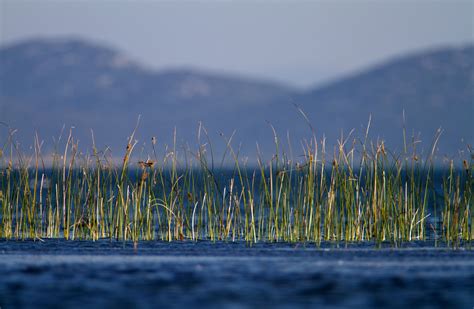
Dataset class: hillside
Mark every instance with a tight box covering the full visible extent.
[0,38,472,160]
[294,45,474,154]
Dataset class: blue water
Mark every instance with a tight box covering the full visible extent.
[0,240,473,308]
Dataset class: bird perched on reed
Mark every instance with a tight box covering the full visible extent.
[138,159,155,169]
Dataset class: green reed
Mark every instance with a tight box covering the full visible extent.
[0,124,472,246]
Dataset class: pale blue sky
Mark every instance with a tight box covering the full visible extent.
[1,0,473,87]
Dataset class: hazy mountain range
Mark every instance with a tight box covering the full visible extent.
[0,38,472,162]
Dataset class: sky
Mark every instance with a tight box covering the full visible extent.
[1,0,473,88]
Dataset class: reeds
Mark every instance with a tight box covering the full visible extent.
[0,123,472,246]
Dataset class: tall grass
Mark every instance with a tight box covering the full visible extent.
[0,123,472,246]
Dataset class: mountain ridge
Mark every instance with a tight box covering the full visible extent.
[0,38,472,160]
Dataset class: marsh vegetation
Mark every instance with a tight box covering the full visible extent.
[0,119,472,247]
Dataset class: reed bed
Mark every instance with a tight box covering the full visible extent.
[0,123,472,247]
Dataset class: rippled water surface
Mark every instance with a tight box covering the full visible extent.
[0,240,473,308]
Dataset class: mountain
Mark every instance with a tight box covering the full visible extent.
[294,45,474,155]
[0,38,472,162]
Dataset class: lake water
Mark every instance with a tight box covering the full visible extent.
[0,240,473,308]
